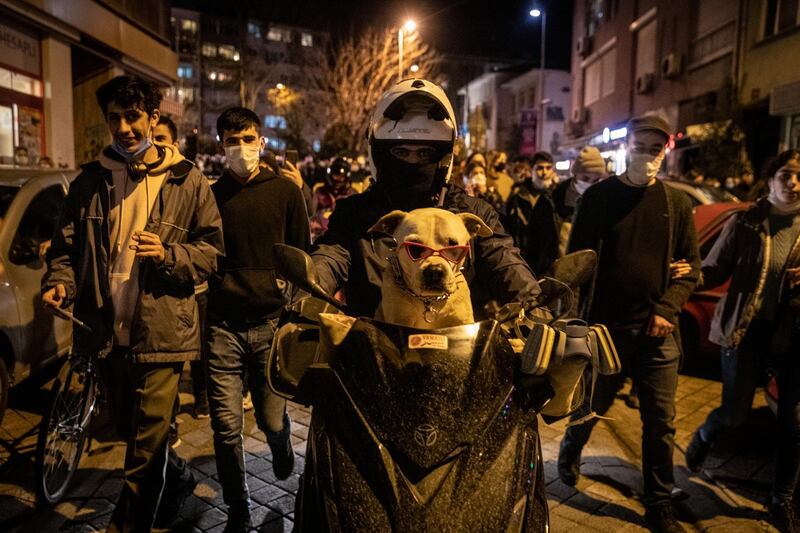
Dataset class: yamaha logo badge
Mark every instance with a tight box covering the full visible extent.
[414,423,438,447]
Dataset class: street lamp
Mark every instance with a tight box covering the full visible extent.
[530,7,547,153]
[398,19,417,81]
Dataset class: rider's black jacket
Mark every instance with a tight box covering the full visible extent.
[310,183,542,319]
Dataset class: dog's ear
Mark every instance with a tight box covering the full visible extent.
[459,213,493,238]
[369,210,407,236]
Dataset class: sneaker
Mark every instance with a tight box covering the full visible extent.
[224,502,252,533]
[767,499,798,533]
[644,504,687,533]
[154,468,198,528]
[242,392,253,411]
[685,430,710,473]
[267,412,295,480]
[557,441,581,486]
[194,391,210,419]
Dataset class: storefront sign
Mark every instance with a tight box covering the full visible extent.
[519,108,538,156]
[0,22,40,77]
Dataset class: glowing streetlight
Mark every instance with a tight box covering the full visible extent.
[410,64,419,73]
[398,19,417,81]
[530,7,547,152]
[276,83,285,90]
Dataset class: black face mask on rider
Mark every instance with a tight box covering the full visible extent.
[372,141,450,209]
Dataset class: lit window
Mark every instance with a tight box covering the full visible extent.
[202,43,217,57]
[264,115,287,129]
[177,63,193,79]
[312,139,321,152]
[247,22,262,39]
[218,45,239,61]
[181,19,197,33]
[267,27,292,43]
[301,32,313,47]
[268,138,287,150]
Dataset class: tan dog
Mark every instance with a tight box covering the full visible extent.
[368,208,492,329]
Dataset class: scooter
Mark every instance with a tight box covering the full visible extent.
[268,245,620,532]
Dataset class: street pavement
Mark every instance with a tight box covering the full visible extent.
[0,360,784,532]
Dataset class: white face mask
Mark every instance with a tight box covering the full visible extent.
[626,151,664,186]
[573,179,591,195]
[224,144,261,177]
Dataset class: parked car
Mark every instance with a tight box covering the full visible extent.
[679,201,750,363]
[0,167,77,424]
[663,179,740,207]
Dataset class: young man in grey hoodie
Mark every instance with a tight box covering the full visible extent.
[42,76,224,532]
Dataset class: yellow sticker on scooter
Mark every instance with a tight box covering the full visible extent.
[408,334,449,350]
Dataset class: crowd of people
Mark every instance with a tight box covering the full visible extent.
[38,74,800,533]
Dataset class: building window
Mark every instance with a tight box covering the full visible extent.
[264,115,287,129]
[0,67,43,97]
[301,32,313,47]
[177,87,195,103]
[218,45,239,61]
[181,19,197,34]
[635,20,657,81]
[177,63,193,79]
[764,0,800,38]
[247,22,262,39]
[202,43,217,57]
[267,26,292,43]
[208,70,233,82]
[583,45,616,106]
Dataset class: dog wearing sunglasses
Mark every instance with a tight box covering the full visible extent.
[368,208,493,329]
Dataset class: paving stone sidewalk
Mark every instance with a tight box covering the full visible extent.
[0,365,784,532]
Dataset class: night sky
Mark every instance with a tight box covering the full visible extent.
[172,0,573,68]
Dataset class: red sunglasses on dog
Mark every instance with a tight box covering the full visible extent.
[399,241,471,264]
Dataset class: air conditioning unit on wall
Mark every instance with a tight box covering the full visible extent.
[635,73,656,94]
[575,36,593,58]
[661,53,683,79]
[570,107,589,124]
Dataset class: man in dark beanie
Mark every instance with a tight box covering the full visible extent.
[557,114,700,533]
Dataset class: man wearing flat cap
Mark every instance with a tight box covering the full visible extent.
[556,114,701,533]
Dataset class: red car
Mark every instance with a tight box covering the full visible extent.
[679,201,779,412]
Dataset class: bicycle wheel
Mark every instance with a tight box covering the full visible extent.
[34,356,96,505]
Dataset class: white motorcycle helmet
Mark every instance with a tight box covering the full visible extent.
[367,79,458,200]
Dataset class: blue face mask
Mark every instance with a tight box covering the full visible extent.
[110,135,153,162]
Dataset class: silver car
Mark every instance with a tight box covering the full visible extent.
[0,167,77,423]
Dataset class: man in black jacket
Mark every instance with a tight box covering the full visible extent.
[42,76,224,532]
[207,107,310,532]
[556,115,700,533]
[311,79,541,319]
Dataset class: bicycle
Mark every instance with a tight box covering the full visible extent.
[34,310,101,506]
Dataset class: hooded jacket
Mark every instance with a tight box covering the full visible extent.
[310,183,541,319]
[42,145,224,362]
[700,198,800,349]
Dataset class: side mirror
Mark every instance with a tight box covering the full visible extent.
[547,249,597,290]
[272,244,347,312]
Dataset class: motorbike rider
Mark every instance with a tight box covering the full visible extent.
[309,78,542,319]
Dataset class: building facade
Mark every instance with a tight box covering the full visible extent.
[168,7,328,155]
[459,66,570,157]
[566,0,742,176]
[738,0,800,169]
[0,0,178,168]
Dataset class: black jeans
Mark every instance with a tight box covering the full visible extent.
[560,328,681,506]
[206,318,287,508]
[103,349,185,533]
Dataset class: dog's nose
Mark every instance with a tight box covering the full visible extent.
[422,265,447,288]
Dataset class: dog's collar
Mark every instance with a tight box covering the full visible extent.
[388,255,451,323]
